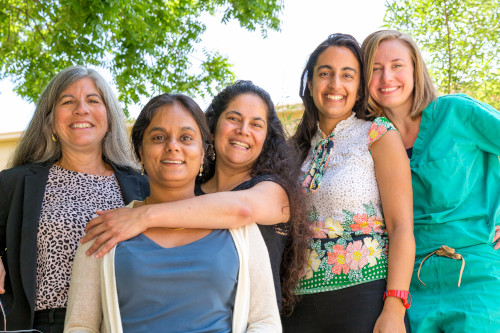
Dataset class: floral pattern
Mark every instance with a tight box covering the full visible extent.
[296,116,396,295]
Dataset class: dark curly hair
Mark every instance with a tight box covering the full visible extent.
[292,33,371,163]
[131,93,212,182]
[205,80,308,313]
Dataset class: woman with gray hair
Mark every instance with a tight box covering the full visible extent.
[0,66,149,332]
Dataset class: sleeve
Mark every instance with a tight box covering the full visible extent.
[246,223,282,333]
[64,242,103,333]
[367,117,399,149]
[465,96,500,155]
[0,171,8,253]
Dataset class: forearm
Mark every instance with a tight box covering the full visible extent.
[384,225,415,313]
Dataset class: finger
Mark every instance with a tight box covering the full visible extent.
[85,215,104,233]
[95,237,120,259]
[0,269,5,294]
[81,223,107,244]
[85,232,113,256]
[96,208,116,216]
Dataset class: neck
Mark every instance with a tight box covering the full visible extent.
[147,183,196,203]
[57,149,111,176]
[318,112,352,136]
[203,162,252,193]
[383,108,421,149]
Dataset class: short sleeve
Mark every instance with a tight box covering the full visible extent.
[367,117,398,148]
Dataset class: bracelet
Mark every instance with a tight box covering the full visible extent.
[383,289,411,309]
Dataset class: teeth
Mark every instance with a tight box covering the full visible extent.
[161,160,184,164]
[381,87,398,92]
[326,94,343,101]
[230,141,249,149]
[70,123,93,128]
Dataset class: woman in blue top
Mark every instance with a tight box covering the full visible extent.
[362,29,500,332]
[64,93,280,332]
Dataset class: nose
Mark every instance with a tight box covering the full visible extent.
[74,100,90,115]
[165,138,180,152]
[328,74,341,89]
[235,121,250,136]
[382,68,393,83]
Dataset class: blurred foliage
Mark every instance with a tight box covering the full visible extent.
[385,0,500,109]
[0,0,283,115]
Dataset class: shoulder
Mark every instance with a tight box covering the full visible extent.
[0,162,51,188]
[367,117,399,147]
[429,94,498,122]
[235,173,282,191]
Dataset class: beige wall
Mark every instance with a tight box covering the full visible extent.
[0,132,20,171]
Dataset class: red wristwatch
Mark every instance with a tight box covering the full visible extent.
[383,290,411,309]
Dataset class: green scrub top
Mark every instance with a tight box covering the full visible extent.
[410,94,500,258]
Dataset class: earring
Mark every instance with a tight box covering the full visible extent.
[198,164,203,176]
[208,144,216,161]
[141,164,145,176]
[51,133,58,142]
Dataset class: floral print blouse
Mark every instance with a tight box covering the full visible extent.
[296,113,397,295]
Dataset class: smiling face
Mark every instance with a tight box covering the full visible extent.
[213,93,268,174]
[369,39,415,115]
[53,77,108,155]
[308,46,361,135]
[140,103,204,190]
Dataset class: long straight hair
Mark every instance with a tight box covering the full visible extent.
[9,66,137,170]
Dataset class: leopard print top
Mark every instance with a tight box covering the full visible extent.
[35,165,125,311]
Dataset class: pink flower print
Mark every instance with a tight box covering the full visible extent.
[367,123,388,145]
[302,175,312,188]
[327,244,350,275]
[351,213,372,234]
[309,220,327,238]
[346,240,369,271]
[368,215,383,233]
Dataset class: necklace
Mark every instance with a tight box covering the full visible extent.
[143,196,185,230]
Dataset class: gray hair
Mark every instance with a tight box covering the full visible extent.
[9,66,137,169]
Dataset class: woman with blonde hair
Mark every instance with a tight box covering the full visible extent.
[362,29,500,332]
[0,66,148,331]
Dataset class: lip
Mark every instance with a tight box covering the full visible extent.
[229,140,250,150]
[324,94,345,102]
[379,86,400,94]
[69,122,94,129]
[160,159,185,165]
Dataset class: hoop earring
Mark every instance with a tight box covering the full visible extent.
[51,133,58,142]
[198,164,203,177]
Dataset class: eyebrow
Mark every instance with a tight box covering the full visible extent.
[374,58,407,65]
[147,126,198,134]
[317,64,357,73]
[57,93,103,101]
[226,110,266,123]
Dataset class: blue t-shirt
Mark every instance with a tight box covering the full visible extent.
[115,229,239,332]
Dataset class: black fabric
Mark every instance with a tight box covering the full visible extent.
[195,174,288,310]
[33,308,66,333]
[0,162,149,330]
[406,147,413,159]
[282,279,411,333]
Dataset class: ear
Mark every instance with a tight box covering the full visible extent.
[307,80,312,96]
[138,147,143,163]
[200,147,205,165]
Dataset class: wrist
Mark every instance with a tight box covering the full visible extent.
[383,289,411,309]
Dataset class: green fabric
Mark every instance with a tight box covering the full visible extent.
[408,94,500,332]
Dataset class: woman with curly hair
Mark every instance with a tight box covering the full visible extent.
[80,80,308,314]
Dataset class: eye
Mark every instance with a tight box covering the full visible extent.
[252,123,263,129]
[180,135,193,141]
[61,99,73,105]
[319,72,331,77]
[373,67,382,72]
[344,73,353,79]
[88,98,101,104]
[227,115,240,122]
[151,135,166,143]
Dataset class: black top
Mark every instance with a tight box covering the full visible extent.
[195,174,289,310]
[406,147,413,159]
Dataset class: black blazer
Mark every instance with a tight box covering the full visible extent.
[0,162,149,329]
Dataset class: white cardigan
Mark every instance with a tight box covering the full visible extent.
[64,223,281,332]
